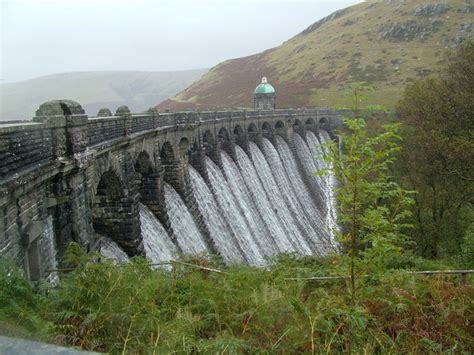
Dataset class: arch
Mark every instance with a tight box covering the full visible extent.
[275,120,285,129]
[261,121,272,137]
[93,169,143,256]
[179,137,190,152]
[135,150,155,181]
[160,141,175,164]
[305,118,316,126]
[217,127,230,144]
[95,170,124,200]
[319,117,329,126]
[203,130,214,145]
[293,119,301,128]
[247,123,257,133]
[233,125,244,136]
[305,118,317,132]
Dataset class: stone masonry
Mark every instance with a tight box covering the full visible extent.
[0,99,341,280]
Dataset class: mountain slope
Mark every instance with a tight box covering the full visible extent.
[0,69,207,120]
[157,0,473,111]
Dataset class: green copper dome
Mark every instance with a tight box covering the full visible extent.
[254,77,275,94]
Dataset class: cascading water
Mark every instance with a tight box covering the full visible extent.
[306,131,338,236]
[91,131,338,267]
[234,145,295,254]
[293,133,327,209]
[98,237,130,263]
[41,216,60,284]
[189,166,246,264]
[140,202,178,265]
[164,182,209,255]
[274,135,334,254]
[204,156,266,266]
[220,151,278,257]
[260,137,326,254]
[248,142,313,255]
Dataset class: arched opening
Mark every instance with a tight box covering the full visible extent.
[202,130,215,157]
[319,117,329,129]
[179,137,189,151]
[160,141,175,165]
[293,119,301,128]
[233,125,244,137]
[93,170,142,256]
[262,122,272,139]
[247,123,258,142]
[233,125,246,147]
[134,151,155,199]
[96,170,124,200]
[305,118,317,132]
[274,120,286,139]
[217,127,230,145]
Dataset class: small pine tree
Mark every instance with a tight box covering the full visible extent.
[319,83,414,305]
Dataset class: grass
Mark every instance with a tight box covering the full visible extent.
[1,249,472,353]
[160,0,473,111]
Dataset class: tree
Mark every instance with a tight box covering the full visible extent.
[396,41,474,259]
[320,87,414,304]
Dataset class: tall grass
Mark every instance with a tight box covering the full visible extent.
[0,250,472,353]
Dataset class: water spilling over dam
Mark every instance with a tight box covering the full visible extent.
[0,99,342,279]
[101,129,338,265]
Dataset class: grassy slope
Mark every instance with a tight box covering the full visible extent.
[157,0,473,111]
[0,69,207,120]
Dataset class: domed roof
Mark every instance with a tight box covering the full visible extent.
[254,77,275,94]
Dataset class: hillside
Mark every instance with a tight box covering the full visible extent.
[157,0,473,111]
[0,69,207,121]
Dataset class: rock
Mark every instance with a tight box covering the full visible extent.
[379,20,443,41]
[414,3,450,16]
[458,5,474,14]
[0,335,98,354]
[301,8,349,35]
[459,23,472,32]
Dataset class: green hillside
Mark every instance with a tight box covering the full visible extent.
[0,69,207,121]
[157,0,473,110]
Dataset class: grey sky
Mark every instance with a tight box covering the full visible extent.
[1,0,362,83]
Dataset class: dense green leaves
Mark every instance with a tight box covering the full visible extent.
[0,253,472,353]
[396,40,474,259]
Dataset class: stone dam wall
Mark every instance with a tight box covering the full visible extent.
[0,100,341,280]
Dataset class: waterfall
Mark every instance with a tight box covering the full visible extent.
[98,237,130,263]
[248,142,313,255]
[41,216,59,284]
[293,133,327,209]
[234,145,296,254]
[93,131,339,267]
[164,182,209,255]
[273,136,334,254]
[140,202,177,265]
[204,156,266,266]
[220,151,278,257]
[189,166,246,264]
[260,137,325,254]
[306,131,338,236]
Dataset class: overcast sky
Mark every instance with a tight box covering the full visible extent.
[1,0,362,83]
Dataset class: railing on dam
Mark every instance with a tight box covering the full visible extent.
[0,105,337,182]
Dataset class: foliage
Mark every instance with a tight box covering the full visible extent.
[320,82,415,306]
[0,252,472,353]
[396,40,474,259]
[0,259,51,339]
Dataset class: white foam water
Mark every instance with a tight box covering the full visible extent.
[140,202,178,266]
[189,166,246,264]
[204,156,266,266]
[164,182,209,255]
